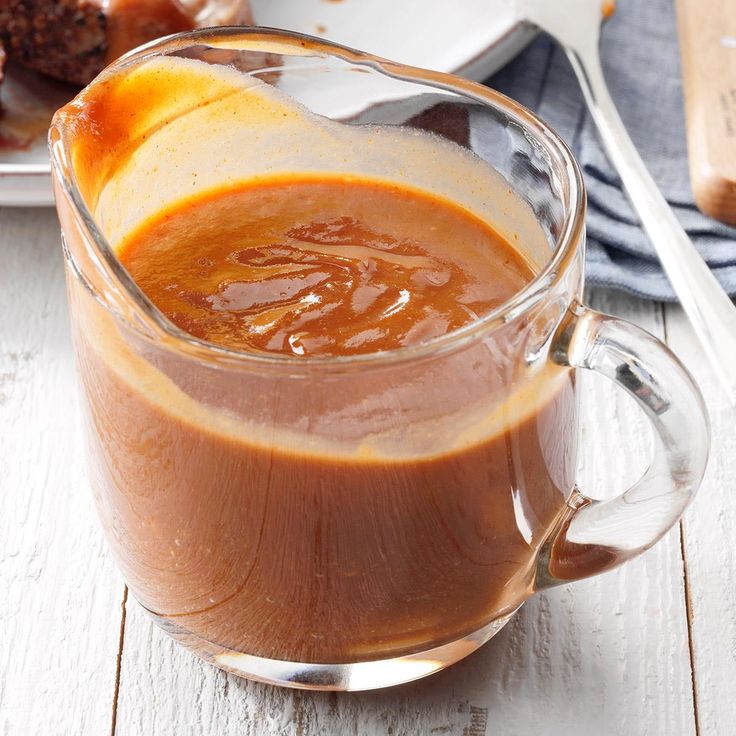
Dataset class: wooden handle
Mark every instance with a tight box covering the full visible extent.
[676,0,736,225]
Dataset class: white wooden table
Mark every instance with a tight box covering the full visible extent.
[1,206,732,736]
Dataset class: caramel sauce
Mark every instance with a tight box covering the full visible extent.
[118,176,533,356]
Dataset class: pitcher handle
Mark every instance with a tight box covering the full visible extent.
[537,303,709,586]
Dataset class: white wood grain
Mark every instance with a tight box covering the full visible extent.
[0,208,124,736]
[664,302,736,736]
[113,291,696,736]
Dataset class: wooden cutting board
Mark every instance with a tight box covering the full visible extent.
[676,0,736,225]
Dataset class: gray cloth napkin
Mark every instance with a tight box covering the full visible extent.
[486,0,736,301]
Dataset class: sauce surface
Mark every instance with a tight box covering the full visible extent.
[118,176,534,356]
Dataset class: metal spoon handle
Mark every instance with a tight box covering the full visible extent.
[566,42,736,403]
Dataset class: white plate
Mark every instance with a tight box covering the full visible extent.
[1,0,534,207]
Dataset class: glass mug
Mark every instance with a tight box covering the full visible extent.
[50,29,709,691]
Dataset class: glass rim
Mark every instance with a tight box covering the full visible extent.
[49,25,586,369]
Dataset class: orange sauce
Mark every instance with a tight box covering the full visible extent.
[118,176,534,356]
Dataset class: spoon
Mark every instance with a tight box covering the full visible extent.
[512,0,736,403]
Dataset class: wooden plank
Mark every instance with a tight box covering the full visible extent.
[113,291,695,735]
[675,0,736,224]
[0,208,124,735]
[664,302,736,736]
